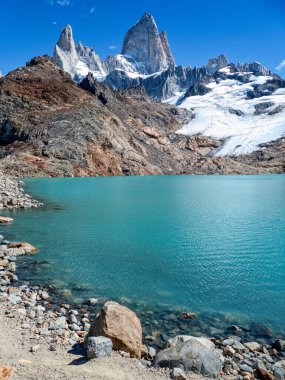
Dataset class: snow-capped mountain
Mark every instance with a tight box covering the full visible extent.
[53,14,230,98]
[53,13,178,85]
[169,66,285,156]
[54,24,107,81]
[53,14,285,158]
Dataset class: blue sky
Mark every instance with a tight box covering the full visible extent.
[0,0,284,75]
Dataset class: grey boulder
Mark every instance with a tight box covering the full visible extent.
[153,338,221,378]
[86,336,113,360]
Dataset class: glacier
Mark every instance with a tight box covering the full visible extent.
[171,69,285,157]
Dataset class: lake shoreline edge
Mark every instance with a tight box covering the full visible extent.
[0,175,285,380]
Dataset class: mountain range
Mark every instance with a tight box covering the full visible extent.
[0,14,284,176]
[53,13,285,160]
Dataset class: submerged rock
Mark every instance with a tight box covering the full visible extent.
[250,323,273,338]
[88,301,142,359]
[273,340,285,352]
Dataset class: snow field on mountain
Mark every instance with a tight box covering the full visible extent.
[175,74,285,156]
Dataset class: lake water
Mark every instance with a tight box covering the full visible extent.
[1,175,285,336]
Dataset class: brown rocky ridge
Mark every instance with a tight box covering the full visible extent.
[0,55,284,177]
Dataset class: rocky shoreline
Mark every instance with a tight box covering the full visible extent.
[0,178,285,380]
[0,175,42,210]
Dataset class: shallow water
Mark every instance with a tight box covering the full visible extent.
[1,175,285,335]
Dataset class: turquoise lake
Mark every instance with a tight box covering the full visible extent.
[1,175,285,334]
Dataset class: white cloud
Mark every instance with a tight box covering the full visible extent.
[49,0,71,5]
[57,0,70,5]
[109,45,117,50]
[90,7,95,13]
[52,21,58,25]
[276,60,285,72]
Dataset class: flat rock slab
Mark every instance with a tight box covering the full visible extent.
[244,342,261,352]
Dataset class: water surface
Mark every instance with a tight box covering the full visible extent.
[1,175,285,334]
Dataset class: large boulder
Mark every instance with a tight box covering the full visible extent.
[153,338,222,378]
[88,301,142,359]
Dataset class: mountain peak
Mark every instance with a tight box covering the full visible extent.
[53,24,79,77]
[142,12,152,17]
[141,13,155,22]
[206,54,229,74]
[121,13,173,74]
[57,24,75,52]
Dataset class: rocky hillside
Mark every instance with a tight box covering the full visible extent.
[0,55,283,177]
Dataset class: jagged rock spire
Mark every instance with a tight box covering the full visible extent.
[76,42,106,75]
[53,24,79,77]
[206,54,229,74]
[57,24,76,52]
[121,13,174,74]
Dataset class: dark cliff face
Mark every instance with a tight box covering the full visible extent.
[0,56,283,177]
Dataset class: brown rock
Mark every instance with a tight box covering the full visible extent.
[223,345,236,357]
[89,301,142,359]
[7,242,37,254]
[185,135,221,155]
[142,126,162,139]
[254,368,275,380]
[0,217,14,224]
[0,366,13,380]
